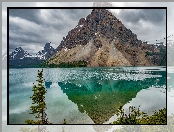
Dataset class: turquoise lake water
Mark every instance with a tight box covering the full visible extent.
[8,66,166,124]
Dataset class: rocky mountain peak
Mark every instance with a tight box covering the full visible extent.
[15,47,24,52]
[49,9,166,67]
[9,47,32,60]
[44,42,51,50]
[36,42,57,60]
[56,9,141,52]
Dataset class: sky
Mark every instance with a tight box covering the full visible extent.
[2,2,173,56]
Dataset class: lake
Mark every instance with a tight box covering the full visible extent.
[8,66,166,124]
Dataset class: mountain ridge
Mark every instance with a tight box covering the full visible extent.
[8,42,57,68]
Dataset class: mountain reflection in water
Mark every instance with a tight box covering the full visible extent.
[57,68,166,124]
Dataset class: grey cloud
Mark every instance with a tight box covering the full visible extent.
[9,9,92,32]
[40,9,91,30]
[10,32,43,44]
[118,9,166,24]
[63,9,91,20]
[114,9,166,43]
[118,9,145,23]
[143,9,166,23]
[9,9,42,25]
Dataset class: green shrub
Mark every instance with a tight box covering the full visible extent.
[114,115,173,132]
[110,103,166,125]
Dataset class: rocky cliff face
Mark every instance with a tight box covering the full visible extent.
[48,9,164,67]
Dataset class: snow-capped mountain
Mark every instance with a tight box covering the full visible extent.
[36,43,57,60]
[8,42,57,68]
[9,47,32,60]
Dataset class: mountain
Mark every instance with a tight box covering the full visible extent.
[9,42,57,68]
[47,9,166,67]
[9,47,32,60]
[9,47,42,68]
[36,42,57,60]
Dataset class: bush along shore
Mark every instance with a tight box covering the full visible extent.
[110,103,166,125]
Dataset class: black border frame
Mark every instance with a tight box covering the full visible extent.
[7,6,167,125]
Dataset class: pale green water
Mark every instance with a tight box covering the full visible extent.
[8,66,166,124]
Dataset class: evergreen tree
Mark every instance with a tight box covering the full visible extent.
[25,68,50,124]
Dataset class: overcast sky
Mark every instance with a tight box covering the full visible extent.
[2,2,174,55]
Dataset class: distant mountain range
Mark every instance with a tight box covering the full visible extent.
[9,47,32,60]
[4,42,57,68]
